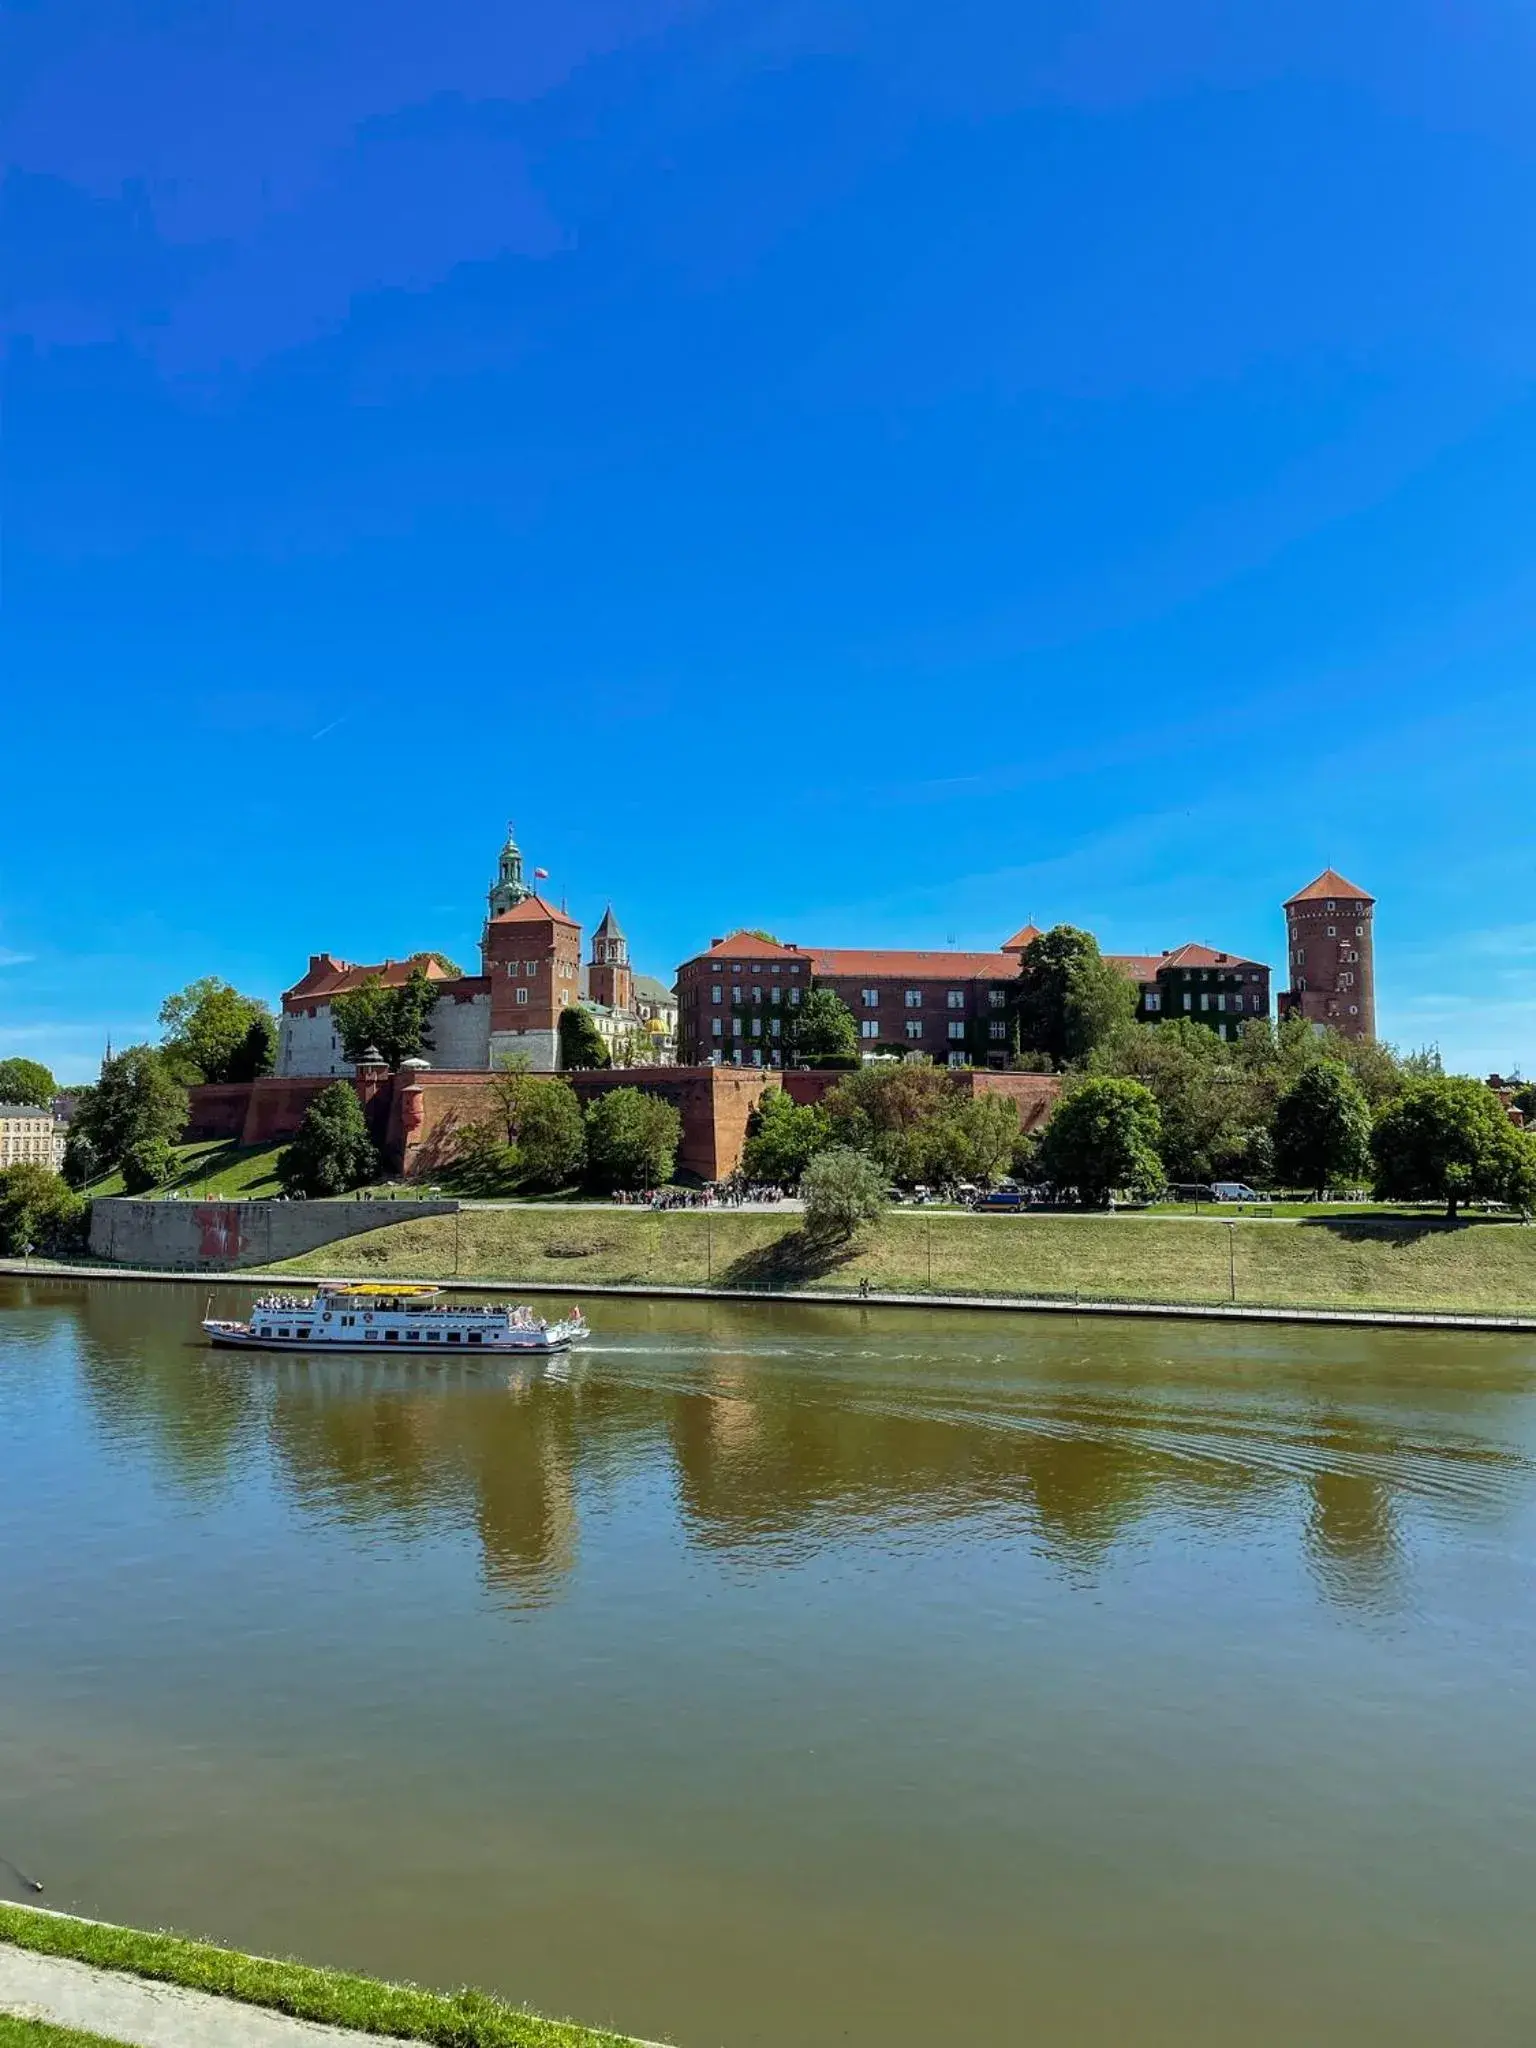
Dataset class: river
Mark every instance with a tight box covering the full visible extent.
[2,1277,1534,2046]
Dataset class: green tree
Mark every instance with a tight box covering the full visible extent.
[278,1083,378,1197]
[801,1146,888,1240]
[788,987,860,1069]
[584,1087,681,1191]
[0,1163,87,1255]
[158,978,278,1084]
[121,1135,179,1194]
[741,1088,831,1185]
[823,1063,953,1182]
[332,967,438,1069]
[510,1078,587,1188]
[0,1057,57,1108]
[1014,927,1136,1069]
[1092,1018,1261,1185]
[558,1005,612,1070]
[1370,1076,1531,1220]
[945,1092,1022,1187]
[1272,1060,1372,1197]
[68,1046,189,1184]
[1038,1078,1163,1206]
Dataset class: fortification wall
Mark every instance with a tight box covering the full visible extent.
[89,1197,457,1270]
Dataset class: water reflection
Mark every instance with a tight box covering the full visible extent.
[28,1280,1534,1617]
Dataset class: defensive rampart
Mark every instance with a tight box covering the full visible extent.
[88,1197,458,1270]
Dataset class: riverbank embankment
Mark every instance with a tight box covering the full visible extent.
[0,1905,657,2048]
[261,1204,1536,1322]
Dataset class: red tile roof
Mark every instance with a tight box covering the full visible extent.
[1285,869,1374,906]
[487,892,580,929]
[283,952,456,1004]
[695,931,808,961]
[1157,941,1265,971]
[1105,955,1166,983]
[1001,923,1044,953]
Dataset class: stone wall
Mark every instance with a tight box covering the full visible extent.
[89,1196,457,1270]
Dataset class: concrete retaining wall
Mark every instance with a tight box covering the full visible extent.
[89,1197,459,1270]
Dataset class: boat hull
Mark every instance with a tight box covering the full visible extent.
[202,1323,576,1357]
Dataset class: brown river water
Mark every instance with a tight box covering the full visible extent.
[2,1277,1535,2047]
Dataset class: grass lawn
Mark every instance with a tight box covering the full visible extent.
[0,1906,647,2048]
[0,2020,132,2048]
[84,1138,288,1202]
[274,1204,1536,1315]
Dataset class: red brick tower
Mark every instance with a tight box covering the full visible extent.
[1280,870,1375,1040]
[588,905,633,1015]
[482,895,582,1071]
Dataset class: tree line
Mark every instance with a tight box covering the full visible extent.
[275,1064,684,1199]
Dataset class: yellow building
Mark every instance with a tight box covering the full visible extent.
[0,1103,66,1171]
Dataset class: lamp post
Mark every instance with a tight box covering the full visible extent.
[1227,1221,1236,1303]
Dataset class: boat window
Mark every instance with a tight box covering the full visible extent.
[297,1328,311,1340]
[468,1332,482,1344]
[259,1327,271,1338]
[428,1331,440,1341]
[366,1330,378,1340]
[385,1329,399,1342]
[448,1331,461,1343]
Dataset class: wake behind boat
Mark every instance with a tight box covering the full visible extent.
[202,1282,589,1356]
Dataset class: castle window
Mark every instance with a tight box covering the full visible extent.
[947,1052,966,1069]
[752,964,762,975]
[751,1017,761,1037]
[771,986,781,1004]
[989,1022,1007,1041]
[711,985,721,1004]
[1349,1005,1359,1015]
[861,1020,880,1039]
[506,962,518,976]
[948,1022,965,1041]
[1183,994,1192,1011]
[771,1018,781,1038]
[862,989,879,1007]
[516,987,529,1006]
[751,985,762,1004]
[525,960,539,975]
[905,989,922,1008]
[712,1019,722,1038]
[771,965,781,975]
[1326,925,1335,937]
[1144,992,1161,1013]
[790,963,801,974]
[1326,900,1336,911]
[947,990,964,1009]
[906,1022,923,1040]
[989,989,1006,1009]
[1356,924,1364,937]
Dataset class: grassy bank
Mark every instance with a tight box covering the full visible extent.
[84,1139,286,1201]
[0,2022,126,2048]
[273,1205,1536,1315]
[0,1907,647,2048]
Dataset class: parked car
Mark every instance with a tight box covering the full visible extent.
[973,1188,1026,1211]
[1210,1182,1261,1203]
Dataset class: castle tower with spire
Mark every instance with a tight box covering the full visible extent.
[487,823,532,920]
[1280,869,1376,1040]
[588,905,633,1015]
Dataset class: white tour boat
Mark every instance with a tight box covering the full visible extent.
[202,1282,589,1356]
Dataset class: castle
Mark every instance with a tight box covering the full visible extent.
[276,828,676,1078]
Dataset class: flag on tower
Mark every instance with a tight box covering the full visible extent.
[534,867,549,879]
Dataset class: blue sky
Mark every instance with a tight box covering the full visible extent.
[3,0,1535,1082]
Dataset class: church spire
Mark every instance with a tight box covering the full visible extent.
[488,821,531,918]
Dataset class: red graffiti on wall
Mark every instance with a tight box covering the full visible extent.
[196,1204,249,1263]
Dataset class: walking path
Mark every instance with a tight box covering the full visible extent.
[4,1258,1535,1332]
[0,1942,403,2048]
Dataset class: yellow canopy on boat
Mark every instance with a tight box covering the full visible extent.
[319,1282,442,1296]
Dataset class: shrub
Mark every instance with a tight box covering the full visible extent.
[801,1146,888,1241]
